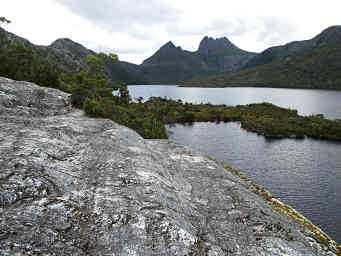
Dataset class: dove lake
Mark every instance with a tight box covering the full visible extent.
[129,85,341,243]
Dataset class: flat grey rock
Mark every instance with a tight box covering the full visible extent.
[0,77,338,255]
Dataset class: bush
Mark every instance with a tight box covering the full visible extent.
[83,97,104,117]
[0,44,60,88]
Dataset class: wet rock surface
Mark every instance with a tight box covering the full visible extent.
[0,77,338,255]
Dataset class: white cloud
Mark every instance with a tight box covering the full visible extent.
[2,0,341,64]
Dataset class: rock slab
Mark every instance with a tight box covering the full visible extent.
[0,77,337,255]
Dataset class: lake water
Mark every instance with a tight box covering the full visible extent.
[129,85,341,243]
[129,85,341,120]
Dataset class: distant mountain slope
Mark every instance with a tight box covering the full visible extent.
[141,41,211,84]
[0,27,149,84]
[103,60,148,85]
[141,38,257,84]
[184,26,341,90]
[0,27,92,72]
[243,26,341,69]
[196,36,257,71]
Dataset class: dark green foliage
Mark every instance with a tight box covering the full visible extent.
[83,97,104,117]
[0,44,60,88]
[118,85,131,105]
[83,53,107,76]
[69,72,109,108]
[125,98,341,141]
[109,53,118,62]
[63,61,168,139]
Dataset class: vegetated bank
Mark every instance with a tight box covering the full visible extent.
[125,98,341,141]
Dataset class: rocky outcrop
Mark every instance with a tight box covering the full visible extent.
[197,36,257,70]
[49,38,94,61]
[197,36,244,56]
[0,77,339,255]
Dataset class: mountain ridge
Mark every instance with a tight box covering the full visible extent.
[3,25,341,88]
[1,27,257,84]
[243,25,341,69]
[141,36,257,83]
[0,27,149,84]
[184,25,341,90]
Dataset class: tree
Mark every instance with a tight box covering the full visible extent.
[83,52,119,77]
[0,17,11,26]
[0,44,60,88]
[84,54,105,76]
[109,53,119,62]
[118,84,131,105]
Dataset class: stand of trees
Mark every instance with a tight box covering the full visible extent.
[0,44,61,88]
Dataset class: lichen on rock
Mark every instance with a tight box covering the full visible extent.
[0,76,339,255]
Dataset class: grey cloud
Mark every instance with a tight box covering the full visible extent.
[256,17,298,45]
[53,0,300,62]
[166,18,258,39]
[54,0,181,40]
[84,41,151,54]
[227,18,259,36]
[55,0,259,41]
[166,15,298,49]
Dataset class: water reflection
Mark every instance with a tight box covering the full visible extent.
[167,122,341,243]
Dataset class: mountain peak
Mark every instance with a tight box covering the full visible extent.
[50,38,85,48]
[321,25,341,33]
[197,36,249,56]
[314,25,341,45]
[157,41,184,54]
[49,38,94,59]
[142,41,186,65]
[163,41,176,48]
[159,41,185,52]
[201,36,230,43]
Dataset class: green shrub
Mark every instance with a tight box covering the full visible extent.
[0,44,60,88]
[83,97,104,117]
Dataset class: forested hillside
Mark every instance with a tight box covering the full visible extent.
[185,26,341,89]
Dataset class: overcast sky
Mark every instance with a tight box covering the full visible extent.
[2,0,341,64]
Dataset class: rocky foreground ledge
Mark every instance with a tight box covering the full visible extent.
[0,77,339,255]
